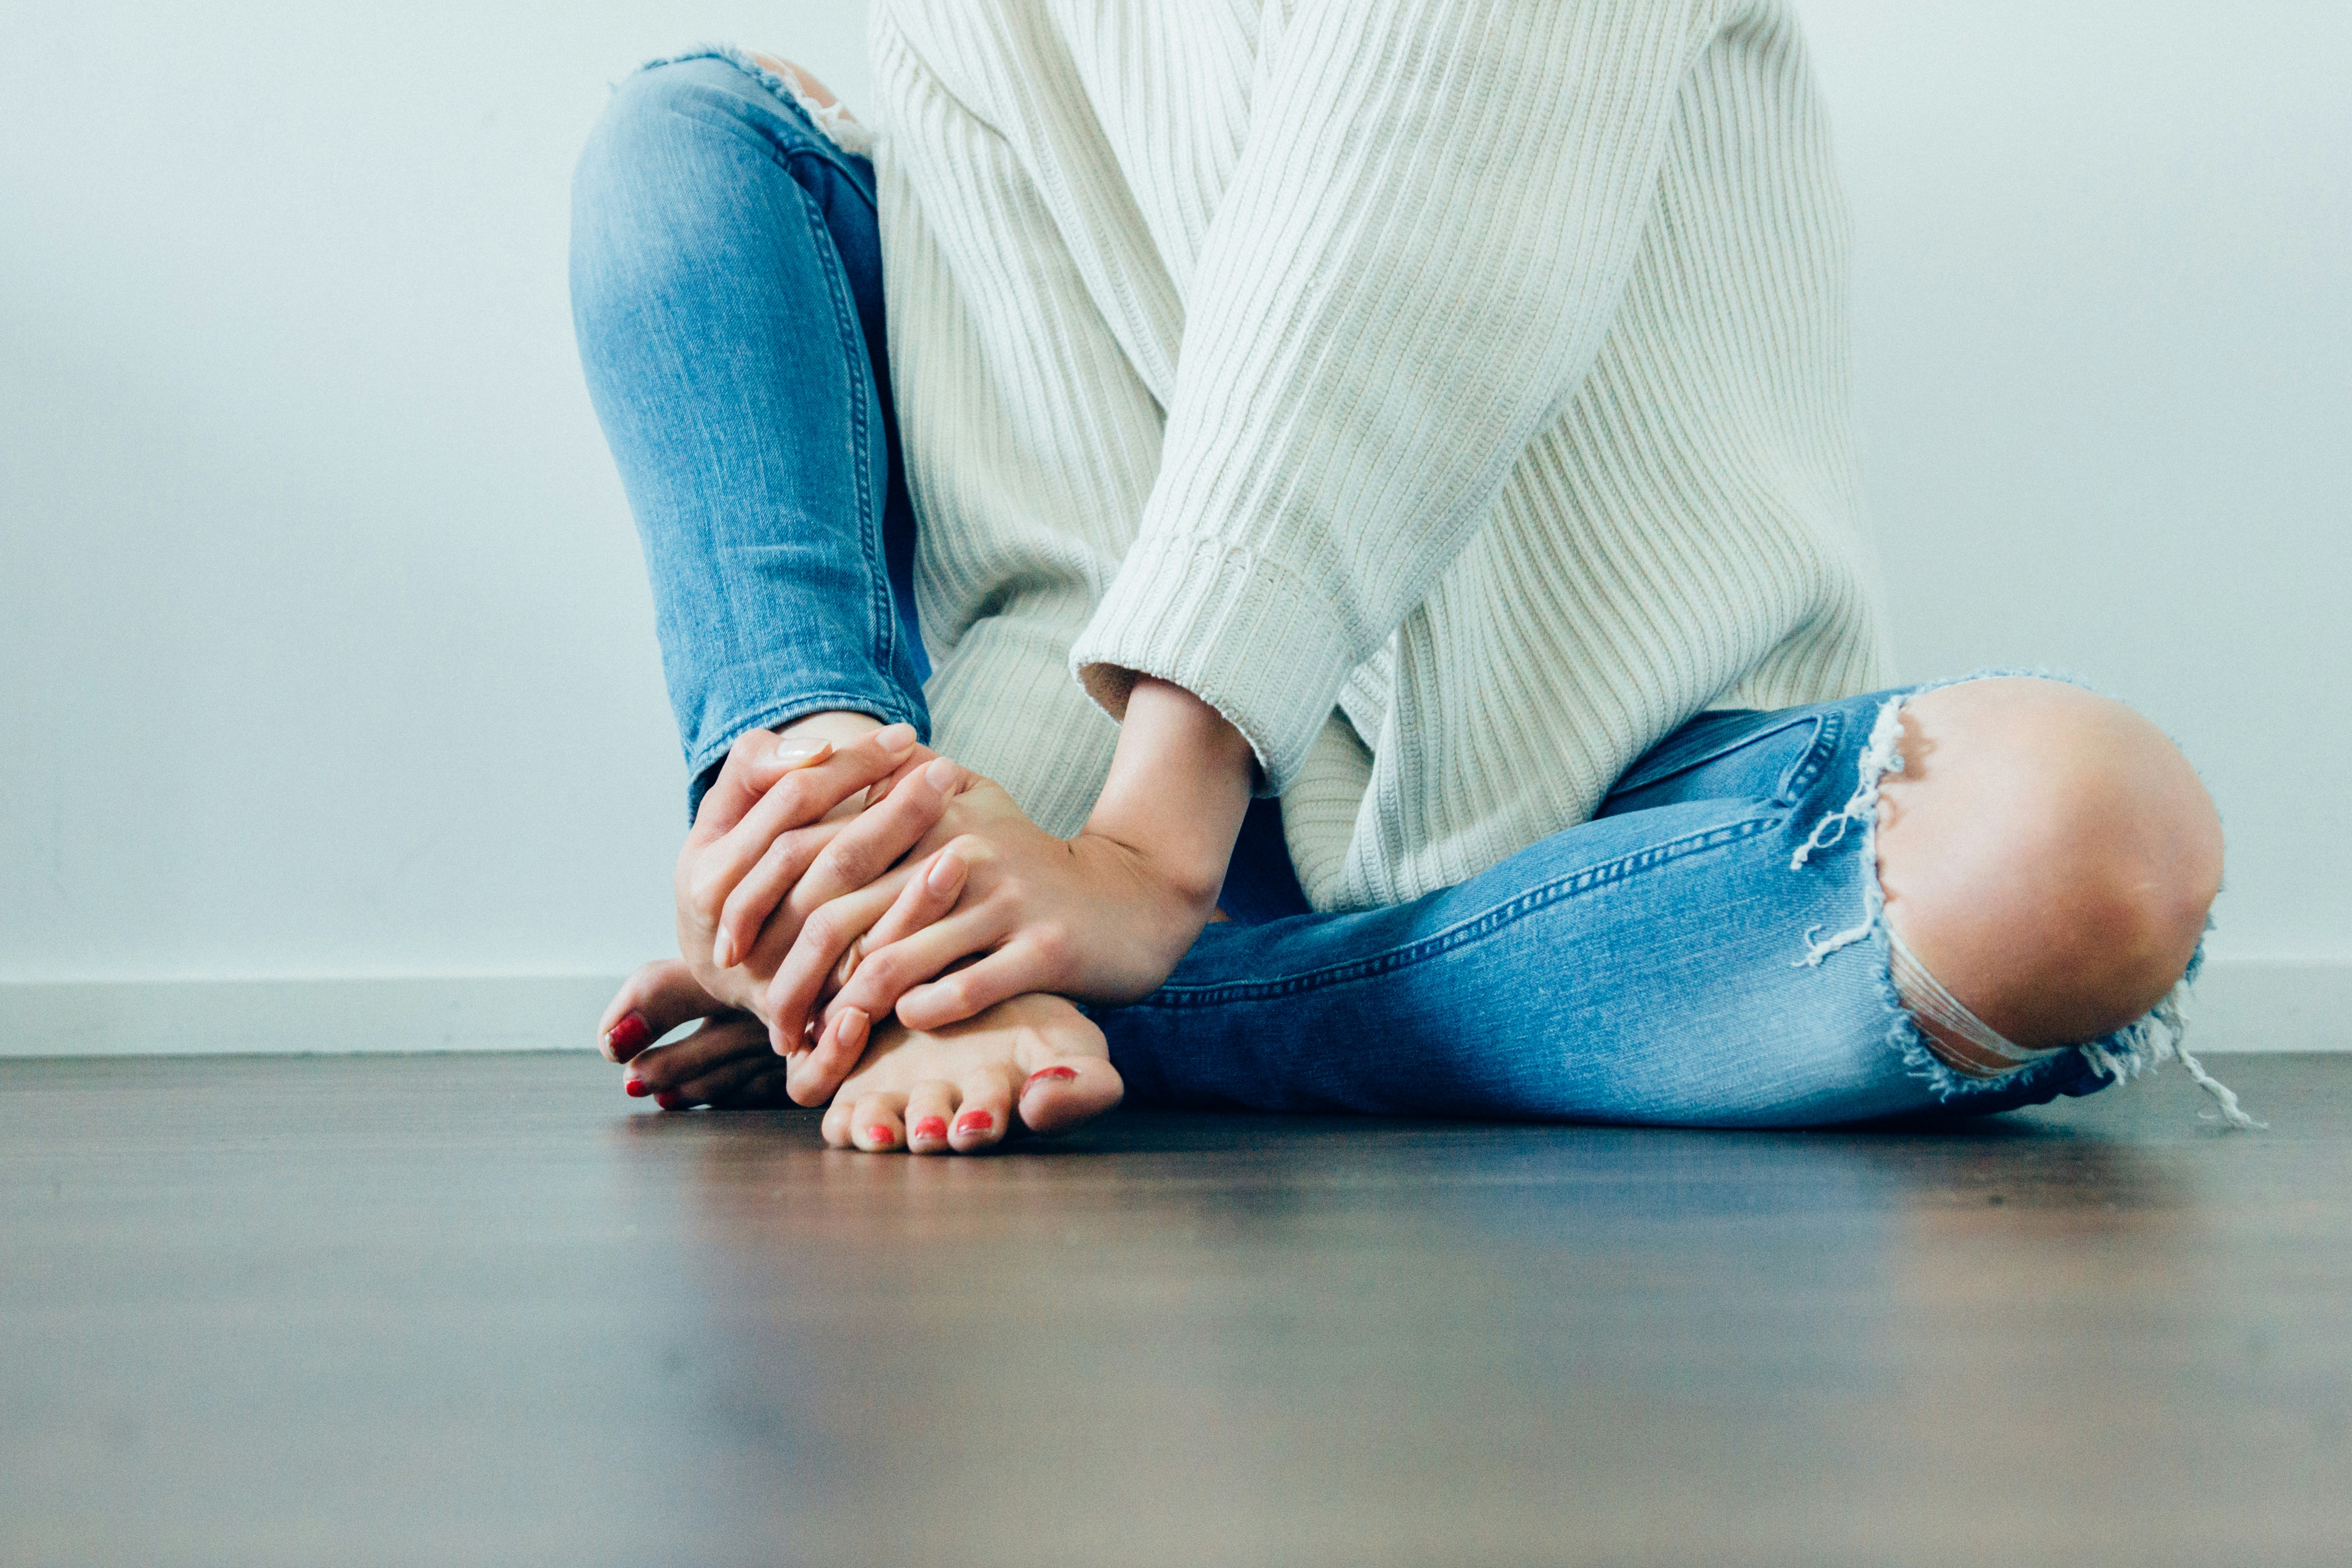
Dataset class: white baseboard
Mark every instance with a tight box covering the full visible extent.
[0,959,2342,1058]
[2178,959,2350,1053]
[0,975,627,1057]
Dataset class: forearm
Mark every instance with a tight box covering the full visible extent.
[1081,676,1258,915]
[1070,0,1712,799]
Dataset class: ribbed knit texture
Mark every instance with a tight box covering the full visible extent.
[870,0,1893,912]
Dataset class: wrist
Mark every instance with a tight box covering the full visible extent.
[1081,675,1255,910]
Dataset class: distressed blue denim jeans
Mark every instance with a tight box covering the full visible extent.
[572,51,2173,1128]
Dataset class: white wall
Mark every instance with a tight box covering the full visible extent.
[3,5,2346,1028]
[1810,3,2352,963]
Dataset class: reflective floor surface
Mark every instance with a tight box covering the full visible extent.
[3,1052,2346,1567]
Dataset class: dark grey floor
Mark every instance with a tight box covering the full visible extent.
[3,1052,2347,1568]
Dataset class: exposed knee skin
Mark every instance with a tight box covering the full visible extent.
[747,53,836,108]
[1876,678,2223,1061]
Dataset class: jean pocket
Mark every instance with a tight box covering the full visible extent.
[1603,708,1831,815]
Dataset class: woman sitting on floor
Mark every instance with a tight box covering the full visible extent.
[567,1,2242,1153]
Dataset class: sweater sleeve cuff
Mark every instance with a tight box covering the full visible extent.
[1069,532,1356,798]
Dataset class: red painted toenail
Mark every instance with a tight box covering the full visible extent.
[607,1013,651,1056]
[655,1091,685,1111]
[624,1078,652,1098]
[956,1111,994,1135]
[1025,1066,1079,1087]
[913,1116,949,1139]
[867,1124,895,1143]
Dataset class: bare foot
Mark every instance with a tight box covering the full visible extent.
[820,993,1121,1155]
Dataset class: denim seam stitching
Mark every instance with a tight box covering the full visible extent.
[1141,814,1781,1008]
[1615,710,1820,797]
[1774,708,1843,804]
[779,179,905,701]
[660,58,910,715]
[621,57,903,698]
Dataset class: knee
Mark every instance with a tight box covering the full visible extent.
[1876,677,2222,1055]
[576,58,734,200]
[745,52,835,108]
[570,56,779,304]
[579,51,823,183]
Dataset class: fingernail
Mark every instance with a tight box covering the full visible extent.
[955,1110,994,1135]
[838,1007,870,1050]
[624,1077,652,1098]
[712,931,735,969]
[876,722,917,755]
[774,738,831,766]
[655,1091,685,1110]
[923,756,958,790]
[1024,1066,1078,1089]
[866,1124,896,1145]
[913,1116,949,1140]
[605,1013,651,1057]
[926,851,963,894]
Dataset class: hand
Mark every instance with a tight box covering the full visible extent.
[755,774,1214,1101]
[760,678,1259,1106]
[674,722,972,1027]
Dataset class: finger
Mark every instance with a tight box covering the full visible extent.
[732,724,919,848]
[894,944,1054,1033]
[787,1003,874,1108]
[683,817,845,953]
[862,846,969,955]
[598,959,726,1062]
[949,1072,1016,1153]
[712,722,916,832]
[711,822,839,971]
[848,1092,909,1152]
[761,871,919,1053]
[691,731,836,842]
[904,1080,958,1154]
[871,747,971,805]
[687,812,853,949]
[801,858,960,1017]
[829,910,1019,1033]
[688,729,921,929]
[792,756,963,917]
[627,1014,769,1096]
[672,1051,783,1110]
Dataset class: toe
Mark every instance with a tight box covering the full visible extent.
[850,1093,907,1152]
[676,1055,774,1109]
[707,1066,793,1109]
[1015,1055,1123,1137]
[948,1076,1014,1154]
[820,1095,855,1147]
[904,1081,957,1155]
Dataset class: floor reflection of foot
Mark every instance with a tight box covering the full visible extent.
[818,993,1121,1155]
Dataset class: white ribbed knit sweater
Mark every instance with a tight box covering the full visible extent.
[866,0,1893,912]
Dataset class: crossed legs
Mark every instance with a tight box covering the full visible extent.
[573,54,2227,1145]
